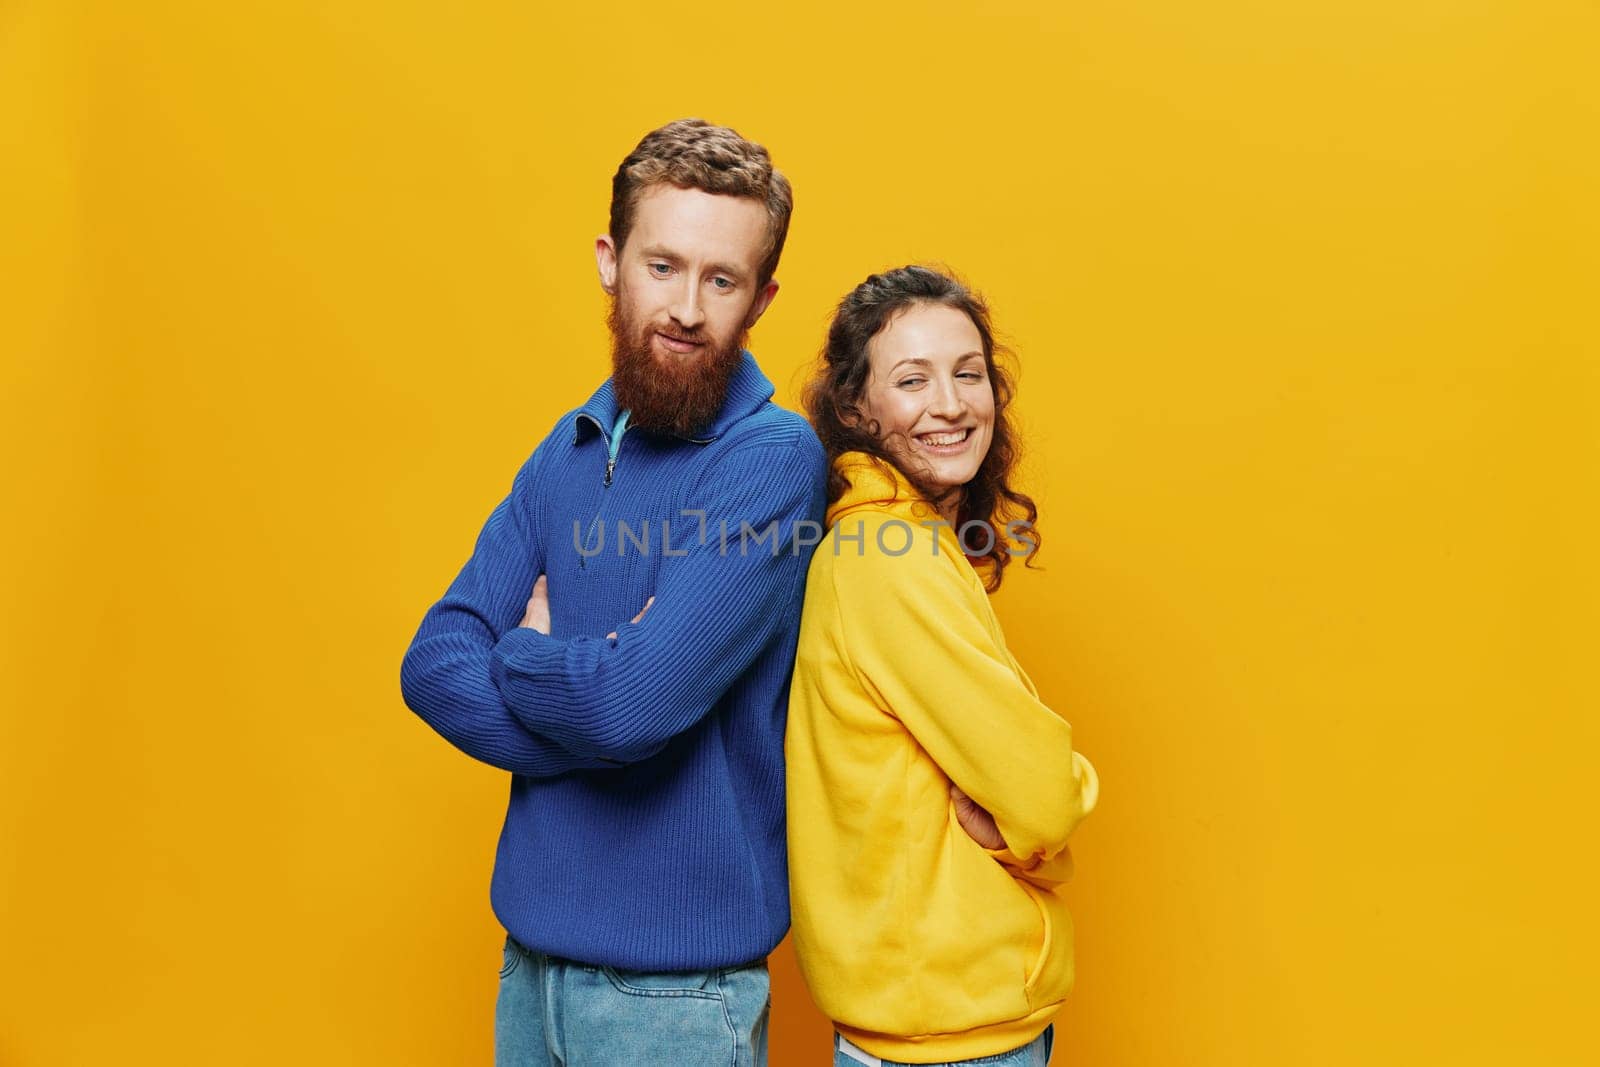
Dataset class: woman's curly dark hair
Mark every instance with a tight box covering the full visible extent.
[802,264,1040,591]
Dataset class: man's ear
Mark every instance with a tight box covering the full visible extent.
[595,235,619,295]
[744,277,780,329]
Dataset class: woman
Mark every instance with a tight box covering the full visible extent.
[787,266,1099,1066]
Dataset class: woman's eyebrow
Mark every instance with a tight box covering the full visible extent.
[890,353,984,373]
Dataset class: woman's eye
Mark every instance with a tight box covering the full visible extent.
[959,372,985,381]
[898,377,926,388]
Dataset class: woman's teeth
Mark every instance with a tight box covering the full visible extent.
[918,429,970,447]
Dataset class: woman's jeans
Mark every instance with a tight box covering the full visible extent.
[495,933,771,1066]
[833,1025,1054,1067]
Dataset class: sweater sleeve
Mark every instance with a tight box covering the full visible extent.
[488,438,828,764]
[399,426,620,777]
[833,514,1099,871]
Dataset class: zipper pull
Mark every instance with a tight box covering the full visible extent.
[603,409,629,489]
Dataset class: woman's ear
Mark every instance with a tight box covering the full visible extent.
[837,401,868,434]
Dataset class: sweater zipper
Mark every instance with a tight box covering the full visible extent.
[575,410,631,568]
[603,409,629,486]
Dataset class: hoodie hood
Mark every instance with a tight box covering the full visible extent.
[826,451,944,528]
[826,451,1002,587]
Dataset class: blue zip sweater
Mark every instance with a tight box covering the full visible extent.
[400,350,828,970]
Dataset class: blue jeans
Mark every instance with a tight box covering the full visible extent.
[833,1026,1053,1067]
[495,934,771,1066]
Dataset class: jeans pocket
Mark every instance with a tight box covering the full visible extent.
[572,965,736,1065]
[600,965,722,998]
[716,959,770,1065]
[955,1025,1055,1066]
[499,936,522,980]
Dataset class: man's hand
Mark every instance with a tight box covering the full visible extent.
[607,596,654,640]
[518,575,654,639]
[951,783,1006,851]
[518,575,551,634]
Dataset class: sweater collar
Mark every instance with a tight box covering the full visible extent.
[573,349,774,445]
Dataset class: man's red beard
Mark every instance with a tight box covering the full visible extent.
[607,294,747,437]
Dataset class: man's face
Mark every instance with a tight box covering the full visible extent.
[596,184,780,435]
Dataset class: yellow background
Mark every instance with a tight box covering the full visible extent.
[4,1,1596,1063]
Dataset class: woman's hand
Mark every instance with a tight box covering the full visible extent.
[950,783,1007,851]
[518,575,654,639]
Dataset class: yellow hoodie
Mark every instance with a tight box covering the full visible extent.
[786,452,1100,1063]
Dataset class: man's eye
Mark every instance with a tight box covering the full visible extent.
[712,277,733,290]
[649,263,671,276]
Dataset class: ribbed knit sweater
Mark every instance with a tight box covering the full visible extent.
[400,350,828,970]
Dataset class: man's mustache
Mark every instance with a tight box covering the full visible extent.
[652,327,706,345]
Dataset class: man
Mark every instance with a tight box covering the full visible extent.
[400,119,826,1065]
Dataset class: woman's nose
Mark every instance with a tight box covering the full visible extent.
[929,378,965,418]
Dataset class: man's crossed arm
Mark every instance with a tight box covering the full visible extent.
[401,433,825,777]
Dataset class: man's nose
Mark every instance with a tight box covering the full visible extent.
[668,281,705,331]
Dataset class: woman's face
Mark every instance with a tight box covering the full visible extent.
[861,302,996,496]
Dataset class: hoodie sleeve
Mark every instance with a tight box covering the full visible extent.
[831,513,1099,872]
